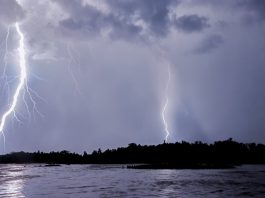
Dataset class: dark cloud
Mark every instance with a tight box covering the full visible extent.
[174,15,210,33]
[193,34,223,54]
[107,17,142,40]
[58,1,144,41]
[57,0,180,41]
[238,0,265,21]
[106,0,178,37]
[58,1,109,35]
[0,0,25,25]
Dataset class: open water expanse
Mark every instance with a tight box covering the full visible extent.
[0,164,264,197]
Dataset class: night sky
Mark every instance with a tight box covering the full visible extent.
[0,0,265,153]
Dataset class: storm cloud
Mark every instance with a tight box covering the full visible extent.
[0,0,25,25]
[193,34,223,53]
[238,0,265,21]
[55,0,184,41]
[0,0,265,153]
[174,15,210,33]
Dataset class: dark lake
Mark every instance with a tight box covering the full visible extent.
[0,164,264,197]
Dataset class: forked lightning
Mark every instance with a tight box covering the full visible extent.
[0,23,27,147]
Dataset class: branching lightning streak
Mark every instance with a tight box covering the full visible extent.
[161,64,171,142]
[2,26,10,80]
[0,23,27,145]
[0,26,10,100]
[67,44,82,95]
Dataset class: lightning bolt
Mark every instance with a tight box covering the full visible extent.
[2,26,10,88]
[0,23,27,149]
[161,64,171,142]
[67,44,82,95]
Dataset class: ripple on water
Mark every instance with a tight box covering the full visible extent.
[0,164,264,197]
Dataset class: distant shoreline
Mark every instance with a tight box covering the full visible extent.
[127,163,235,169]
[0,139,264,169]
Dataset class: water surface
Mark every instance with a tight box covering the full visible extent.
[0,164,264,197]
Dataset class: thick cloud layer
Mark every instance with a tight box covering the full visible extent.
[174,14,210,33]
[0,0,25,25]
[0,0,265,153]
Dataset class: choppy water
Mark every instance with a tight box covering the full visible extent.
[0,164,264,197]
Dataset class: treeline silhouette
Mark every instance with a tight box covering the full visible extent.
[0,139,265,168]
